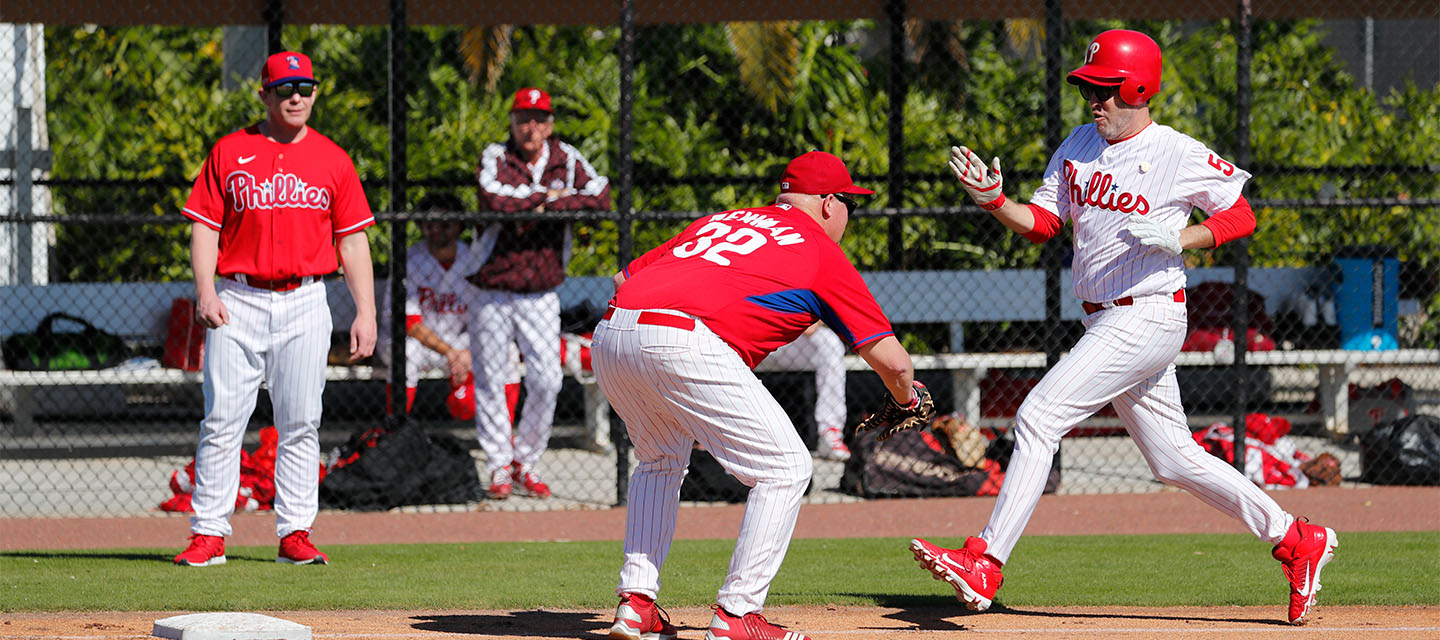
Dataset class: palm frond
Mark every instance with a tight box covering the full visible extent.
[460,25,514,91]
[726,22,799,114]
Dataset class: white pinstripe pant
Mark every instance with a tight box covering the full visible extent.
[592,307,813,615]
[467,288,562,474]
[980,295,1294,563]
[191,278,330,538]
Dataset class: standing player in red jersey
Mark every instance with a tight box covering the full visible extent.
[596,151,926,640]
[909,29,1336,625]
[174,51,376,567]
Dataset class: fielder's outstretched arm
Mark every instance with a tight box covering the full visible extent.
[856,335,916,405]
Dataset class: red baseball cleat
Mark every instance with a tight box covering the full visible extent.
[487,467,513,500]
[608,592,677,640]
[173,534,226,567]
[1272,518,1338,625]
[510,462,552,498]
[277,529,329,565]
[704,605,809,640]
[911,537,1004,611]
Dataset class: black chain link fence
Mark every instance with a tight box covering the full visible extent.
[2,2,1437,518]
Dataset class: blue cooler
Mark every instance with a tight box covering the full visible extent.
[1332,246,1399,351]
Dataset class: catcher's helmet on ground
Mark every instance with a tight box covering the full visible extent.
[1067,29,1162,105]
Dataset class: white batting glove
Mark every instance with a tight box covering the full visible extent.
[1127,213,1183,256]
[948,146,1007,211]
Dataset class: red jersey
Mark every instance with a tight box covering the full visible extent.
[181,125,375,280]
[614,203,893,369]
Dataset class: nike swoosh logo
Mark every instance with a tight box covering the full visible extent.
[1295,565,1313,596]
[939,554,987,588]
[238,155,256,164]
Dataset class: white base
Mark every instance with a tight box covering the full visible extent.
[153,613,311,640]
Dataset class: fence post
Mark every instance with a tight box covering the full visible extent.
[613,0,637,507]
[1228,0,1255,473]
[265,0,284,53]
[885,0,906,268]
[386,0,410,426]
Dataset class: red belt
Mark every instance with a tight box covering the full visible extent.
[1082,289,1185,315]
[602,307,696,331]
[223,273,314,292]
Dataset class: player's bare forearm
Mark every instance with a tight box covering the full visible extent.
[856,336,916,405]
[338,231,377,360]
[189,223,228,328]
[1179,223,1217,250]
[990,198,1037,236]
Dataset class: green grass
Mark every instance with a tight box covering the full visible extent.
[3,531,1437,612]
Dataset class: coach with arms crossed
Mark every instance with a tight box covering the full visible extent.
[175,51,376,567]
[467,87,610,500]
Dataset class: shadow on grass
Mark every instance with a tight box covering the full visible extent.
[413,611,651,638]
[1,551,294,564]
[846,594,1291,628]
[3,551,168,562]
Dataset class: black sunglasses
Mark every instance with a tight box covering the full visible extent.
[1077,82,1119,103]
[826,193,858,216]
[270,81,317,98]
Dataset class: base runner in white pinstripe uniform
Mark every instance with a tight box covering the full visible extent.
[174,51,377,567]
[910,30,1337,626]
[598,152,923,640]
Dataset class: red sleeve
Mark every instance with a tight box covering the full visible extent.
[405,315,424,332]
[181,148,225,230]
[814,251,894,350]
[1021,204,1063,243]
[330,152,376,236]
[1200,194,1256,246]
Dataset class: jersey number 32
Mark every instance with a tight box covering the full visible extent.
[673,221,767,266]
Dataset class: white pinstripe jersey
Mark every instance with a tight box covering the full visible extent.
[1030,122,1251,303]
[380,241,473,348]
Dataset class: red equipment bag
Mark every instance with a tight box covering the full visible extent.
[162,297,206,371]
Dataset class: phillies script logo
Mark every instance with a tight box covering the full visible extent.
[226,170,331,212]
[1063,161,1150,214]
[418,287,466,314]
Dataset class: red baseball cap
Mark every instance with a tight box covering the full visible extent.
[261,51,317,88]
[779,151,874,195]
[511,87,553,113]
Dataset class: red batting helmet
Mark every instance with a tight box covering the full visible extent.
[1067,30,1162,105]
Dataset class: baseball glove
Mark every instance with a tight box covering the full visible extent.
[856,381,936,441]
[1301,452,1342,486]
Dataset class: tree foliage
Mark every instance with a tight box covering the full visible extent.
[38,19,1438,345]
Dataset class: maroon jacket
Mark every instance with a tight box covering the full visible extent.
[469,137,610,292]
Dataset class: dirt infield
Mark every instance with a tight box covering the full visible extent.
[3,486,1438,639]
[5,605,1440,639]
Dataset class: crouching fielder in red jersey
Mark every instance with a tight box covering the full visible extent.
[596,151,926,640]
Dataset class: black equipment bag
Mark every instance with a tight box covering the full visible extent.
[2,313,130,371]
[841,427,992,499]
[840,426,1058,499]
[319,424,482,510]
[1359,415,1440,486]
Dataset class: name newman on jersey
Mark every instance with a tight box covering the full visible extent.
[226,170,333,213]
